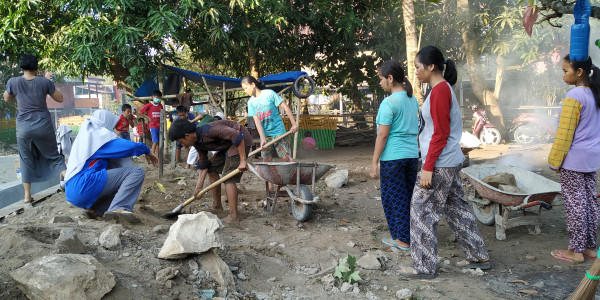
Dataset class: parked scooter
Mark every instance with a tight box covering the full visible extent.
[510,112,556,144]
[471,105,502,145]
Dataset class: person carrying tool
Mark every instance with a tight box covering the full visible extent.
[168,118,253,224]
[241,76,298,162]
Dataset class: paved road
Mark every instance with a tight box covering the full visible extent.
[0,154,19,184]
[0,154,59,209]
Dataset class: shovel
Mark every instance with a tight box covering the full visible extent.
[162,130,294,219]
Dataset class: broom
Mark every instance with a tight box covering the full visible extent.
[568,251,600,300]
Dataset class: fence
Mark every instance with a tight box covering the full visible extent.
[0,119,16,144]
[283,116,337,149]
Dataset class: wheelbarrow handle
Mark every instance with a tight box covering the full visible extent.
[247,130,294,158]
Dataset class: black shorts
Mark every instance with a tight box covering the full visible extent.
[204,149,249,184]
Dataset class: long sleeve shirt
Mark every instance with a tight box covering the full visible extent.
[65,139,150,209]
[548,87,600,172]
[419,82,464,171]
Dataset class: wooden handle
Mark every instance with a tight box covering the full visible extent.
[179,130,294,209]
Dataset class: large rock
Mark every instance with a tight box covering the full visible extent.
[10,254,115,300]
[198,249,236,296]
[325,169,349,188]
[158,212,223,259]
[55,228,86,254]
[99,225,121,250]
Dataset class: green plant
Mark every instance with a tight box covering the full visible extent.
[333,254,361,284]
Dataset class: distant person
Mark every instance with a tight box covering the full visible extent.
[302,131,316,151]
[64,110,158,223]
[169,106,200,164]
[370,60,419,252]
[548,55,600,263]
[169,118,252,224]
[2,54,66,203]
[214,112,225,120]
[402,46,489,279]
[241,76,298,163]
[115,104,134,140]
[140,90,163,156]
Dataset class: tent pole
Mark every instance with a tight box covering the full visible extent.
[158,71,164,179]
[293,93,300,160]
[223,82,227,119]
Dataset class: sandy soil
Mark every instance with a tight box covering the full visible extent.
[1,143,598,300]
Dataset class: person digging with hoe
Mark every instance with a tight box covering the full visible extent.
[169,118,253,224]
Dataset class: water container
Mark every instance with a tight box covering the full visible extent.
[16,167,21,178]
[570,0,591,61]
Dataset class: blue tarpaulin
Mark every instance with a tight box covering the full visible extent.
[133,65,307,97]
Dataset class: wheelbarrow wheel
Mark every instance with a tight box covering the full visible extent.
[291,184,313,222]
[472,202,496,226]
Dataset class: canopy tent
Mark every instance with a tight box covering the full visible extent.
[133,65,308,97]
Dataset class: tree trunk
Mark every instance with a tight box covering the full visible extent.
[248,44,259,79]
[402,0,424,103]
[457,0,506,130]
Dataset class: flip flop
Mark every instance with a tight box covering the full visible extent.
[551,249,576,263]
[382,238,410,251]
[399,267,437,279]
[456,260,491,270]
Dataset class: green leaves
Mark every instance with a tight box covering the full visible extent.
[333,254,361,284]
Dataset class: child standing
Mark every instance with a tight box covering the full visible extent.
[370,60,419,251]
[549,55,600,263]
[140,90,163,156]
[115,104,134,140]
[402,46,489,279]
[241,76,298,162]
[170,106,201,164]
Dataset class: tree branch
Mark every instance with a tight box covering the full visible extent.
[538,0,600,20]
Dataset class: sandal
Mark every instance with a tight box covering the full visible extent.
[399,267,437,279]
[83,209,103,221]
[104,209,141,224]
[456,260,491,270]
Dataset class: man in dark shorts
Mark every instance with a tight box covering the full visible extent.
[168,118,252,223]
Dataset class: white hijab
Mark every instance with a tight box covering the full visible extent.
[64,110,132,182]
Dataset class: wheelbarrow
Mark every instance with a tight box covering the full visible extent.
[461,164,561,240]
[248,162,334,222]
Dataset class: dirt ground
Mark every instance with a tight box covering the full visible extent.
[1,143,598,300]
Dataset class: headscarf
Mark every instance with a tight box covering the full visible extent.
[64,110,131,182]
[215,112,225,120]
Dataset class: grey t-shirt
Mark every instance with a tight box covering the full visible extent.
[6,76,55,121]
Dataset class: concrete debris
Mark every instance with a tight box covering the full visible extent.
[98,225,122,250]
[340,282,352,293]
[10,254,115,300]
[198,249,237,296]
[356,252,381,270]
[325,169,348,188]
[396,288,412,299]
[152,224,170,234]
[55,228,86,254]
[156,267,179,283]
[158,212,223,259]
[49,216,74,223]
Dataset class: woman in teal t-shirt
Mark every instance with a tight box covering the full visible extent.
[370,60,419,251]
[242,76,298,162]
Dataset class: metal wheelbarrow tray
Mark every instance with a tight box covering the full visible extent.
[461,164,561,240]
[250,162,334,222]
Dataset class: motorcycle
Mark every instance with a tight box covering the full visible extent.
[471,105,502,145]
[510,112,556,144]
